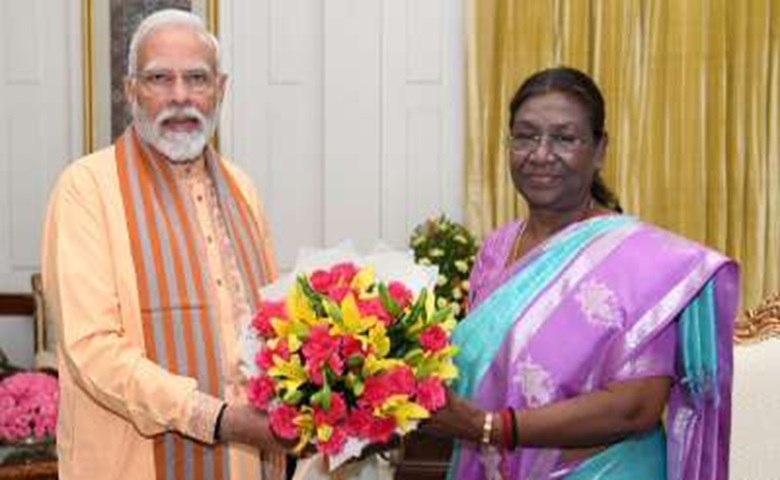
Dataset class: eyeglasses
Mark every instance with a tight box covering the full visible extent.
[135,68,217,95]
[506,132,591,155]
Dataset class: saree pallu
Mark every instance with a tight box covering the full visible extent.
[449,215,739,480]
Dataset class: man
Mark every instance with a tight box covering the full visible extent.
[42,9,288,480]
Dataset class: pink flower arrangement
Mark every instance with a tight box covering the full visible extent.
[0,372,58,442]
[247,261,459,458]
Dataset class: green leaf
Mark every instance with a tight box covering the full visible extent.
[282,389,304,405]
[378,283,402,317]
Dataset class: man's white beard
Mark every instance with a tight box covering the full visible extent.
[132,102,219,162]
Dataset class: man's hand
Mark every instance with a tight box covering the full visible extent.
[218,404,294,453]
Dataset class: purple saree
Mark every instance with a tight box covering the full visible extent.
[449,215,739,479]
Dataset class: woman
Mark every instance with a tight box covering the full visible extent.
[426,67,739,479]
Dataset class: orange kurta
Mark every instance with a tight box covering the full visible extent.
[42,144,277,480]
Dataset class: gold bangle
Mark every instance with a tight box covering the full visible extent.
[481,411,494,445]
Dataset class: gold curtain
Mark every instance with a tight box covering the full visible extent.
[465,0,780,311]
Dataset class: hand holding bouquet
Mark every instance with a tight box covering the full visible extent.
[246,260,458,464]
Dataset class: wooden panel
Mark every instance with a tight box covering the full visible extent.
[0,294,34,317]
[395,433,452,480]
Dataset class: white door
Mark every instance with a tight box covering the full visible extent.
[219,0,464,270]
[0,0,81,292]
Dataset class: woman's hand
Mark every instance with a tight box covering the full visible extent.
[421,389,485,443]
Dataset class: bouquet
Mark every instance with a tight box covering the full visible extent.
[0,372,58,443]
[245,255,458,466]
[409,215,478,320]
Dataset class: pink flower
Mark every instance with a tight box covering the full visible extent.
[302,325,340,364]
[388,281,413,309]
[343,407,396,443]
[341,335,369,364]
[327,284,352,303]
[415,377,446,410]
[0,372,58,442]
[269,404,300,440]
[318,425,347,455]
[357,297,393,325]
[367,415,397,443]
[419,324,448,352]
[344,407,374,437]
[256,339,290,370]
[313,393,347,427]
[329,262,359,286]
[252,300,287,338]
[360,366,416,408]
[302,325,343,385]
[386,366,416,396]
[310,270,334,293]
[360,374,393,408]
[247,375,276,410]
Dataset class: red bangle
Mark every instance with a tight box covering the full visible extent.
[501,409,512,447]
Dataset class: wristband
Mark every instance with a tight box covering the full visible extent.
[213,403,228,442]
[481,411,494,445]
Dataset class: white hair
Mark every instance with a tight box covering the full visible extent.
[127,9,220,76]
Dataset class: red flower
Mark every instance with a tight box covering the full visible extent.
[387,281,413,309]
[310,269,334,293]
[360,366,415,408]
[360,374,393,408]
[367,415,397,443]
[330,262,359,286]
[415,376,446,410]
[386,366,416,396]
[419,324,448,352]
[345,407,396,443]
[318,426,348,455]
[302,325,343,385]
[269,404,300,440]
[302,326,338,364]
[327,284,352,303]
[256,339,290,370]
[357,297,393,325]
[313,393,347,427]
[344,407,374,437]
[341,335,369,362]
[247,375,276,410]
[252,300,287,338]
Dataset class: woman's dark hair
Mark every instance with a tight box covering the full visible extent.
[508,66,622,213]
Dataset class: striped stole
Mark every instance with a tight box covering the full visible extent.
[115,128,284,479]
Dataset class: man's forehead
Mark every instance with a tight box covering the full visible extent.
[136,25,216,69]
[140,59,213,73]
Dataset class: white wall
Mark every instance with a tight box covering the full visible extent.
[0,0,81,293]
[219,0,464,270]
